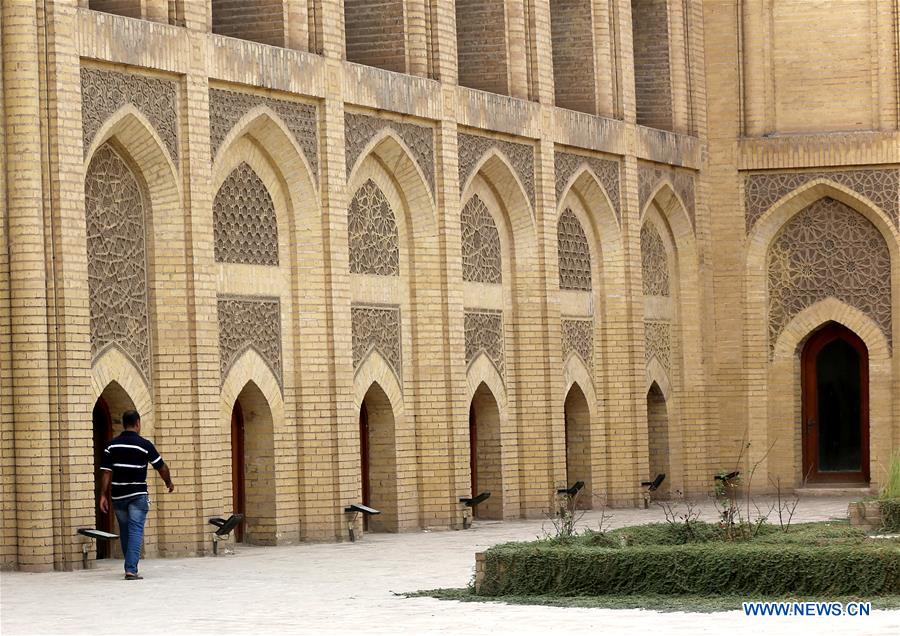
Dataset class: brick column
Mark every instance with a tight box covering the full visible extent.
[2,0,54,572]
[405,0,428,77]
[41,0,95,570]
[286,0,310,51]
[505,0,529,99]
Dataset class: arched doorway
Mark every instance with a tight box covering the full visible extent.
[359,383,398,532]
[230,382,276,544]
[92,381,136,558]
[564,384,592,509]
[91,397,114,558]
[646,382,670,498]
[801,323,869,484]
[469,383,503,520]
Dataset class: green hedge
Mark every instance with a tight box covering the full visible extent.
[882,500,900,533]
[479,543,900,597]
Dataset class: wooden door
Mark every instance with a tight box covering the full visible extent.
[359,402,371,530]
[801,323,869,484]
[231,401,246,542]
[92,397,114,558]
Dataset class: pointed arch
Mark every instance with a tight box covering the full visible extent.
[466,353,508,408]
[748,179,899,245]
[220,347,285,423]
[563,353,597,410]
[645,357,672,400]
[745,186,898,492]
[212,105,318,195]
[91,345,153,420]
[563,380,594,509]
[353,350,404,413]
[348,129,434,223]
[463,150,535,239]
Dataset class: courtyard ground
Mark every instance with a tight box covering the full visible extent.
[1,496,897,635]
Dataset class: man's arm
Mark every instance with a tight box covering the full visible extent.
[157,463,175,493]
[99,470,112,513]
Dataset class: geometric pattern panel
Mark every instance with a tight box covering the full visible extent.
[218,296,283,388]
[344,112,435,196]
[81,67,179,164]
[85,143,152,384]
[465,310,505,377]
[638,162,695,229]
[208,88,319,183]
[214,162,279,266]
[562,318,593,370]
[351,305,402,380]
[745,168,900,232]
[348,179,400,276]
[554,151,621,222]
[767,197,892,350]
[458,132,535,208]
[644,320,671,374]
[461,195,503,284]
[641,223,670,297]
[557,208,592,291]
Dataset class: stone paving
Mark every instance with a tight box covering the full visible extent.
[2,496,897,635]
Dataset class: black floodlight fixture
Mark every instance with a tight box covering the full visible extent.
[557,481,585,496]
[715,471,741,482]
[459,492,491,507]
[208,514,245,537]
[77,528,118,541]
[641,473,666,492]
[344,503,381,516]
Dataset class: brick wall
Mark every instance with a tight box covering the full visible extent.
[549,0,595,114]
[88,1,141,19]
[343,0,406,73]
[455,0,508,94]
[212,0,286,47]
[631,0,673,130]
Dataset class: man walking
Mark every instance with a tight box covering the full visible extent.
[99,409,174,579]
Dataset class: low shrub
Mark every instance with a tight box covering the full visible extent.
[478,542,900,597]
[881,500,900,533]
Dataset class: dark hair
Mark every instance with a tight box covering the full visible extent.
[122,410,141,429]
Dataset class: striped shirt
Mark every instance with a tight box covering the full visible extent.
[100,430,165,501]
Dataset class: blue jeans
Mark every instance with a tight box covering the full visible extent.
[113,494,149,574]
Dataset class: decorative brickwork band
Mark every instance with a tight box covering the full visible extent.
[644,320,671,374]
[744,168,900,232]
[638,162,696,229]
[458,132,535,208]
[214,162,279,265]
[344,113,435,196]
[640,223,670,297]
[557,208,592,291]
[554,151,621,222]
[218,296,283,388]
[81,67,178,164]
[348,179,400,276]
[208,88,318,183]
[351,305,402,379]
[461,195,503,284]
[86,143,152,385]
[767,197,892,351]
[562,319,593,370]
[464,310,505,376]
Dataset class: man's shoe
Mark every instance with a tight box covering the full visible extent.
[124,572,143,580]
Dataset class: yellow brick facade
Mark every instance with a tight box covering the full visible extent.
[0,0,897,571]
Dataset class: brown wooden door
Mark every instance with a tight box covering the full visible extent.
[92,397,114,558]
[359,402,370,530]
[801,323,869,484]
[231,401,246,542]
